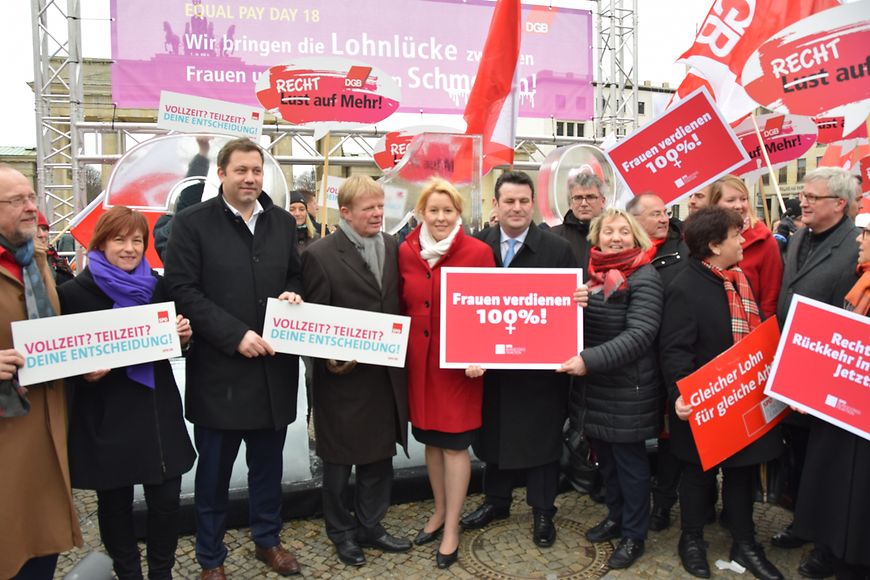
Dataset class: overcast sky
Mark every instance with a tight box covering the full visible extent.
[0,0,711,148]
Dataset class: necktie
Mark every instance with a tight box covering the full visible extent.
[503,239,519,267]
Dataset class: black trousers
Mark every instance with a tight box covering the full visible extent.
[483,460,560,515]
[96,476,182,580]
[322,458,393,544]
[652,437,681,510]
[681,462,754,542]
[10,554,58,580]
[591,438,650,540]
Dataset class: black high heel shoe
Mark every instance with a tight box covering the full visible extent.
[414,524,443,545]
[436,547,459,569]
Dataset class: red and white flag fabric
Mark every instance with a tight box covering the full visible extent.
[463,0,521,175]
[676,0,838,124]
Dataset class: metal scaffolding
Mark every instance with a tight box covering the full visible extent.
[31,0,83,228]
[31,1,620,230]
[596,0,638,138]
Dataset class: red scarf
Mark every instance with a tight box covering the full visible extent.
[588,247,650,300]
[701,260,761,343]
[643,236,666,262]
[845,262,870,316]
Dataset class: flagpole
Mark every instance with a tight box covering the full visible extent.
[319,131,330,238]
[750,115,786,215]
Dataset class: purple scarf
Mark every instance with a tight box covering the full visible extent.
[88,250,158,389]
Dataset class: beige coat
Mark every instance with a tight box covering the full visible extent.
[0,245,82,578]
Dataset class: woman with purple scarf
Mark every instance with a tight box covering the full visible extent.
[58,206,195,580]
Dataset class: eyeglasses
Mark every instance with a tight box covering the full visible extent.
[645,210,671,219]
[862,229,870,240]
[0,194,38,208]
[571,194,601,204]
[798,192,839,204]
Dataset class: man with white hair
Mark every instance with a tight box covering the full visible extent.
[773,166,860,579]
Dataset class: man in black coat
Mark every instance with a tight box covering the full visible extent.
[626,192,689,531]
[771,167,860,578]
[163,139,304,579]
[627,193,688,289]
[550,172,607,280]
[460,171,579,548]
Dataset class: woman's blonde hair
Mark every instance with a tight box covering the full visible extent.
[710,175,757,227]
[414,177,464,216]
[587,207,652,251]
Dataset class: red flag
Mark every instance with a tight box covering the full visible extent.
[819,144,870,172]
[677,0,838,123]
[463,0,520,175]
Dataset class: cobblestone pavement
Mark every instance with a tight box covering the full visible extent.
[57,487,810,579]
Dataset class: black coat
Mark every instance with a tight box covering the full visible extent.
[163,191,303,430]
[659,259,782,467]
[651,219,689,289]
[793,417,870,566]
[301,228,408,465]
[777,216,859,325]
[550,211,592,281]
[472,224,578,469]
[576,264,663,443]
[777,216,858,428]
[58,269,195,490]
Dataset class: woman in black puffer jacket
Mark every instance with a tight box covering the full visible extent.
[559,207,663,571]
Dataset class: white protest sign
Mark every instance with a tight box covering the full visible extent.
[12,302,181,386]
[158,90,264,138]
[316,175,343,210]
[263,298,410,368]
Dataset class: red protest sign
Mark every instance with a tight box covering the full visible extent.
[677,318,788,471]
[861,155,870,196]
[741,2,869,120]
[373,126,454,171]
[605,87,749,205]
[255,57,401,137]
[814,116,868,144]
[439,267,583,369]
[765,295,870,441]
[732,114,817,178]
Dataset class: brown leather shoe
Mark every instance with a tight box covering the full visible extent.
[199,565,226,580]
[255,544,301,576]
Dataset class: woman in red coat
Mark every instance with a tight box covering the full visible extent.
[399,178,495,568]
[710,175,783,318]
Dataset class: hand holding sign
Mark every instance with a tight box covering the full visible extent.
[675,395,692,421]
[0,349,24,381]
[176,315,192,347]
[557,354,588,376]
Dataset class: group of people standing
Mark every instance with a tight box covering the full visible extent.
[0,137,867,580]
[548,167,868,579]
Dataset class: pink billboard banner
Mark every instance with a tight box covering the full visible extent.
[110,0,593,120]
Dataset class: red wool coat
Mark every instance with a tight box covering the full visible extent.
[739,221,783,319]
[399,226,495,432]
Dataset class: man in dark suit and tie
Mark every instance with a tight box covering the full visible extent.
[461,171,579,548]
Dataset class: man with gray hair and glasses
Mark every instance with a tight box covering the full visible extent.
[772,166,859,579]
[551,172,607,280]
[0,165,82,579]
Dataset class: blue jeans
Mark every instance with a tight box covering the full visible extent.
[193,425,287,569]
